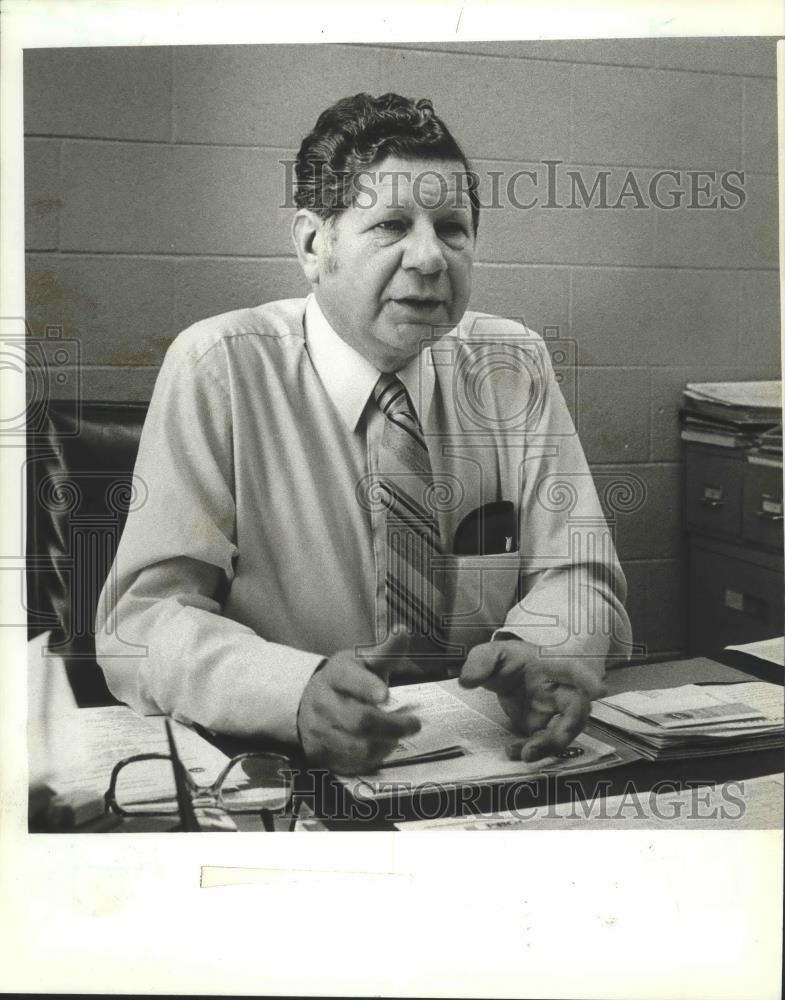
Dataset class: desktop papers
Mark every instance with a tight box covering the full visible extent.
[29,705,232,805]
[337,679,622,798]
[28,636,238,825]
[394,774,785,831]
[590,682,785,760]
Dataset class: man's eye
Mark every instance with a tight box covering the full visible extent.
[375,220,405,233]
[438,221,469,239]
[439,225,471,248]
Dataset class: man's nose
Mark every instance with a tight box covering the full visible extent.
[402,224,447,274]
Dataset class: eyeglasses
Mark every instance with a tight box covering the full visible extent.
[104,750,298,832]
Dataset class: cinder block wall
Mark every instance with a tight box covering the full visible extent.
[24,39,780,657]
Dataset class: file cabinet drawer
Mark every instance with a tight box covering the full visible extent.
[742,461,784,550]
[688,541,784,655]
[685,450,743,539]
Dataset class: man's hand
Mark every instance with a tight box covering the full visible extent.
[297,646,421,775]
[458,639,607,762]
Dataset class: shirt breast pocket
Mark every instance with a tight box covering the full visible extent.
[440,552,522,647]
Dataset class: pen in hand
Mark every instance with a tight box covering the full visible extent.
[376,745,466,770]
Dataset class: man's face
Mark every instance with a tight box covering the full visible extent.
[311,156,476,372]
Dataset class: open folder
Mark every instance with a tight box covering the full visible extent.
[336,679,625,799]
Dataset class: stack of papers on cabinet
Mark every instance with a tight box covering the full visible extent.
[683,381,782,424]
[680,381,782,449]
[679,412,758,449]
[589,682,784,761]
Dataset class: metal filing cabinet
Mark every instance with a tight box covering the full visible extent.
[685,443,784,656]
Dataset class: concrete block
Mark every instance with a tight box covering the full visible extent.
[739,270,781,369]
[469,264,570,336]
[61,141,293,255]
[743,77,777,173]
[592,462,682,560]
[419,38,657,67]
[655,37,777,77]
[572,267,739,366]
[576,367,650,463]
[573,64,742,168]
[24,46,171,141]
[25,138,61,250]
[654,172,776,269]
[474,160,657,267]
[173,44,388,147]
[173,257,308,332]
[376,47,572,162]
[26,253,174,366]
[45,365,159,402]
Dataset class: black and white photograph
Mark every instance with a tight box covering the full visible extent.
[1,1,783,996]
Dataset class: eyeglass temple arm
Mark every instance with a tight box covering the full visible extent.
[165,719,201,832]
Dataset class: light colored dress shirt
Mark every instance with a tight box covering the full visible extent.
[95,295,632,742]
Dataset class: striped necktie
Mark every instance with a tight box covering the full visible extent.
[371,372,453,677]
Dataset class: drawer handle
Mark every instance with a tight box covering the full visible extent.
[724,588,769,620]
[755,494,783,521]
[700,485,724,508]
[755,509,784,522]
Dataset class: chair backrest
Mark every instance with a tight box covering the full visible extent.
[27,400,149,705]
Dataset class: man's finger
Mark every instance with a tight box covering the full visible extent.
[510,690,591,762]
[539,659,607,700]
[330,656,389,704]
[353,704,422,740]
[324,736,392,776]
[522,704,556,736]
[361,631,413,678]
[519,718,586,763]
[458,644,503,688]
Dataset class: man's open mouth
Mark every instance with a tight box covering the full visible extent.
[392,297,443,309]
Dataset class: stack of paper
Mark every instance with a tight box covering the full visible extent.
[590,682,784,761]
[748,423,783,468]
[684,381,782,424]
[756,423,783,455]
[680,381,782,450]
[679,412,759,449]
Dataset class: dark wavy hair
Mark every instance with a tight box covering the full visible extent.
[294,92,480,235]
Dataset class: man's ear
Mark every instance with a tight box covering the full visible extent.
[291,209,329,285]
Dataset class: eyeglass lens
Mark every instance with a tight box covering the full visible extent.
[113,755,294,815]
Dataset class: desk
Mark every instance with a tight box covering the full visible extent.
[31,647,783,833]
[209,649,784,832]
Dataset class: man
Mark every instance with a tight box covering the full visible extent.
[95,92,632,776]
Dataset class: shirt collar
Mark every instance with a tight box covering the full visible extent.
[304,294,436,433]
